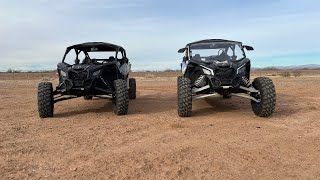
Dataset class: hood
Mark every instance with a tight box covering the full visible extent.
[210,60,232,68]
[202,60,234,70]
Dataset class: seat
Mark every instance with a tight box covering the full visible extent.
[81,57,90,64]
[193,54,201,61]
[109,56,116,61]
[218,51,230,61]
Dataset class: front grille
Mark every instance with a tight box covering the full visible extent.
[73,81,84,86]
[210,78,221,87]
[215,68,235,79]
[232,77,241,87]
[69,70,88,81]
[65,80,73,89]
[83,80,92,87]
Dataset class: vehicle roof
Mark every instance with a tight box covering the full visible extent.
[66,42,125,52]
[187,39,242,46]
[178,39,243,53]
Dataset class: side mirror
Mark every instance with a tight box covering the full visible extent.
[178,48,186,53]
[243,45,254,51]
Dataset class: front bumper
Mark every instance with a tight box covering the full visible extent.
[58,69,95,93]
[206,67,243,89]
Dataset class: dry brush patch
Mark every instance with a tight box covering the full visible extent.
[279,71,291,77]
[292,70,302,77]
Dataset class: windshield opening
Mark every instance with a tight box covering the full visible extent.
[63,49,123,65]
[189,42,245,62]
[87,51,117,60]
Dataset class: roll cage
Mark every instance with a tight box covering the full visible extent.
[178,39,253,61]
[62,42,128,64]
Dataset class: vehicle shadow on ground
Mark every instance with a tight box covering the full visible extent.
[191,93,299,118]
[271,93,301,118]
[54,100,113,118]
[129,93,176,115]
[52,92,299,119]
[191,97,241,117]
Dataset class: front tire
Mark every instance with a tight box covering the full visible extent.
[177,76,192,117]
[251,77,276,117]
[129,78,136,99]
[38,82,54,118]
[113,79,129,115]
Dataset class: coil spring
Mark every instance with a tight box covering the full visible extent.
[194,75,206,87]
[242,76,251,87]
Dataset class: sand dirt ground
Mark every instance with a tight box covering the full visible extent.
[0,75,319,179]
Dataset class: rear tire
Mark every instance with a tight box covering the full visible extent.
[38,82,54,118]
[251,77,276,117]
[113,79,129,115]
[177,76,192,117]
[129,78,136,99]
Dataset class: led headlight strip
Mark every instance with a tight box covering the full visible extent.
[200,65,214,75]
[237,64,246,74]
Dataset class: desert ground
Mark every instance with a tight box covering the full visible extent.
[0,71,320,179]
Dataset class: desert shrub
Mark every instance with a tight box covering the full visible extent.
[163,68,179,72]
[6,68,21,73]
[262,67,278,71]
[279,71,291,77]
[145,73,155,78]
[267,74,277,76]
[292,70,302,77]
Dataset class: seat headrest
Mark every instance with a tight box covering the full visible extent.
[193,54,201,61]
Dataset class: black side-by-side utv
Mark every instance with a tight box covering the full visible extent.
[38,42,136,118]
[177,39,276,117]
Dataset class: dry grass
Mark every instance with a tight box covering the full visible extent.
[279,71,291,77]
[252,69,320,77]
[0,72,57,80]
[292,70,302,77]
[1,69,320,81]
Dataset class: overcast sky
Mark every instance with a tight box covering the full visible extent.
[0,0,319,71]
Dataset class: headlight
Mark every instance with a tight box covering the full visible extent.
[93,70,101,76]
[202,68,212,75]
[181,62,187,74]
[200,65,214,75]
[237,65,246,74]
[60,70,67,77]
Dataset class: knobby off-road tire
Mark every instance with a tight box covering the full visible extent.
[129,78,136,99]
[177,76,192,117]
[113,79,129,115]
[83,95,93,100]
[38,82,54,118]
[251,77,276,117]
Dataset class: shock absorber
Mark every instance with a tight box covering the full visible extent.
[194,75,207,87]
[242,76,251,87]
